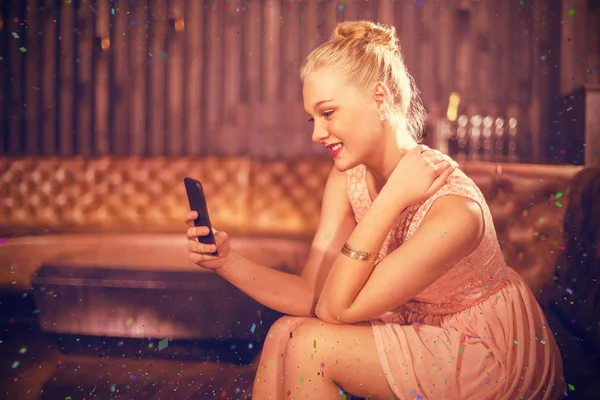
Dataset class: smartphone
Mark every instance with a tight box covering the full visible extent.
[184,177,218,256]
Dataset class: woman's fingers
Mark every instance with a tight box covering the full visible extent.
[189,252,220,264]
[184,211,198,227]
[187,239,218,254]
[214,230,228,245]
[186,226,211,240]
[429,160,455,192]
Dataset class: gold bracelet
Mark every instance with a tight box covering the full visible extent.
[341,243,378,263]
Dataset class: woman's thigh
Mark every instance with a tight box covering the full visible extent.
[284,318,396,400]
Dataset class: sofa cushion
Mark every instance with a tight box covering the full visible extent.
[460,162,581,296]
[0,233,311,291]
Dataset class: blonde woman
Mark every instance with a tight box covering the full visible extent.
[185,21,565,400]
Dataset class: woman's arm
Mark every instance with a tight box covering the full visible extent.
[315,183,408,321]
[316,194,484,324]
[216,166,356,317]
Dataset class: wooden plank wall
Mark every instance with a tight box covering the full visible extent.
[0,0,594,162]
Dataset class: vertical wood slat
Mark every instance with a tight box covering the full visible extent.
[148,0,167,156]
[518,4,532,106]
[25,0,40,155]
[243,0,261,157]
[166,0,185,156]
[205,0,222,144]
[76,0,93,156]
[59,0,74,155]
[529,0,550,162]
[588,10,600,87]
[323,0,337,40]
[455,5,472,107]
[184,0,203,156]
[495,0,510,111]
[262,0,281,159]
[282,2,301,103]
[8,0,23,155]
[400,2,417,82]
[361,0,375,22]
[377,0,394,27]
[41,0,57,155]
[429,2,442,119]
[419,1,435,108]
[304,0,320,57]
[484,0,500,117]
[129,0,146,156]
[95,0,110,155]
[0,9,5,154]
[343,1,359,28]
[221,0,243,156]
[476,1,492,111]
[507,0,521,105]
[244,1,261,104]
[559,0,586,95]
[112,0,129,155]
[281,1,305,158]
[438,2,455,107]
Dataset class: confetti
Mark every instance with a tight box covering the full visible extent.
[250,323,256,333]
[12,32,19,38]
[158,338,169,350]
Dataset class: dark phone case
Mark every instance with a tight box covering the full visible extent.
[184,177,218,255]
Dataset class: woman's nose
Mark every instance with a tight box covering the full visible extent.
[312,126,329,143]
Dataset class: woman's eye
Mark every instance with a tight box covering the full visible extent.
[307,117,314,123]
[323,111,334,118]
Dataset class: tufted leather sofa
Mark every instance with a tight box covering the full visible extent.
[4,156,598,397]
[0,156,581,299]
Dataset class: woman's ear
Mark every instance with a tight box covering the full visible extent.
[372,81,391,113]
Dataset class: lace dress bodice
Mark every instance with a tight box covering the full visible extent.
[346,164,507,315]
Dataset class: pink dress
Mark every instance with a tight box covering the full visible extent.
[346,165,565,400]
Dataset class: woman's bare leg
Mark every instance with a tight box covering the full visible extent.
[283,319,396,400]
[252,316,310,399]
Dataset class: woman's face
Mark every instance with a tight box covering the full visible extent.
[303,66,385,171]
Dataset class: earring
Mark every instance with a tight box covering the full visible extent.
[379,112,388,121]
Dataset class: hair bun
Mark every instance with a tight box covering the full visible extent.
[332,21,398,52]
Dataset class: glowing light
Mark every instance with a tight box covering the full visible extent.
[174,18,185,32]
[446,92,461,122]
[100,38,111,51]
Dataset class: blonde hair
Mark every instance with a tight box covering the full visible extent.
[300,21,426,143]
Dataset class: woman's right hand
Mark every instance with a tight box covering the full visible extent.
[184,211,231,271]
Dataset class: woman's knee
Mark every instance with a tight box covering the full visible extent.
[262,315,311,351]
[283,319,329,362]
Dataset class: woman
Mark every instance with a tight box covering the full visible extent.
[184,21,565,400]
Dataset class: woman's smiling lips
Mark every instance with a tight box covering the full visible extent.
[326,142,344,157]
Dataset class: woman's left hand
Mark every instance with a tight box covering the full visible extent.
[384,145,457,206]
